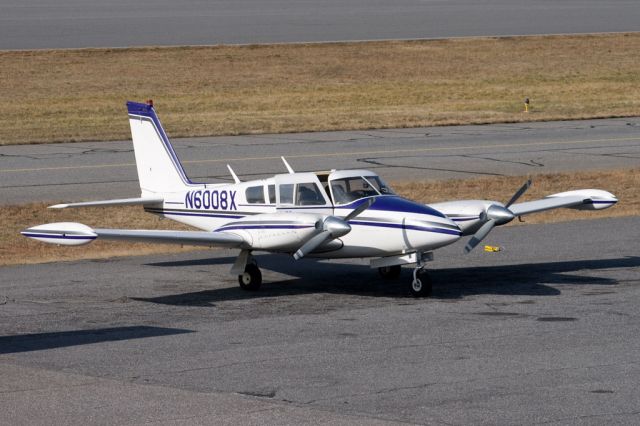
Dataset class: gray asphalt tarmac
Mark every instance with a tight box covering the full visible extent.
[2,117,639,205]
[1,0,639,50]
[1,216,639,424]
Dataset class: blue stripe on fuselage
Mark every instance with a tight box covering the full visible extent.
[348,220,461,236]
[336,196,447,218]
[215,224,314,232]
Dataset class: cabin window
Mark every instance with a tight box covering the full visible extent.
[268,185,276,204]
[245,186,265,204]
[295,182,326,205]
[279,184,294,204]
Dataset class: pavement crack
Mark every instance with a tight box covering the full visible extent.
[356,157,504,176]
[459,154,545,168]
[304,382,437,405]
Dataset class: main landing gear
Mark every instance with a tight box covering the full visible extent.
[233,251,262,291]
[238,262,262,291]
[378,265,402,280]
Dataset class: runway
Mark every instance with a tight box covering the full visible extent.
[1,117,639,205]
[1,0,639,50]
[1,216,639,423]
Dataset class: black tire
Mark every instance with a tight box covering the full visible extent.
[378,265,402,280]
[410,270,432,297]
[238,264,262,291]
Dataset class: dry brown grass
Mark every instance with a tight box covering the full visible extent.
[1,33,640,145]
[1,204,193,266]
[2,168,636,267]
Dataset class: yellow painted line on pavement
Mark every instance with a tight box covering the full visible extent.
[1,136,639,173]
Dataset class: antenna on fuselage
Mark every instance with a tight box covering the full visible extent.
[281,156,294,174]
[227,165,241,184]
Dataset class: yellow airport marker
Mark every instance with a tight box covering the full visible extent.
[484,245,502,252]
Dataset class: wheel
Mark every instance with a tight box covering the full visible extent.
[378,265,402,280]
[238,263,262,291]
[410,270,432,297]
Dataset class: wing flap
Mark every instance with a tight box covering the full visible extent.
[94,229,245,247]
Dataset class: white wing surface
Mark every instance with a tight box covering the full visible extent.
[94,229,245,247]
[509,189,617,216]
[22,222,245,247]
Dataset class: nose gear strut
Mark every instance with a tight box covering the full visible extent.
[410,252,433,297]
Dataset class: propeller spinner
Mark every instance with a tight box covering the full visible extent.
[293,198,376,260]
[464,180,531,253]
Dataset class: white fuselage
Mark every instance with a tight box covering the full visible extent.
[144,176,461,259]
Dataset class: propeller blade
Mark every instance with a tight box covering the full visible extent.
[295,201,371,261]
[293,216,352,260]
[344,197,376,222]
[293,230,332,260]
[464,219,496,253]
[505,179,532,208]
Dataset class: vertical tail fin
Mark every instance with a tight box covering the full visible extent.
[127,101,193,194]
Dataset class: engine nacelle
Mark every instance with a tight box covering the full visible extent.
[429,200,495,235]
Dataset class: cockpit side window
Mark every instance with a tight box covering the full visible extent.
[330,180,354,204]
[329,175,395,205]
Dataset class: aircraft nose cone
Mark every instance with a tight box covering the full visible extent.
[487,204,515,225]
[324,216,352,238]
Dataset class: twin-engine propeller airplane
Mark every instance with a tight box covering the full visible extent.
[22,101,618,296]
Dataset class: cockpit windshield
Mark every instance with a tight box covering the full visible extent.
[330,175,395,205]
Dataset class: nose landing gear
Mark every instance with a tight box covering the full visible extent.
[371,251,434,297]
[410,266,432,297]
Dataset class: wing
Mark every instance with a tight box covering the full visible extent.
[430,188,618,248]
[94,229,245,247]
[21,222,245,247]
[509,189,618,216]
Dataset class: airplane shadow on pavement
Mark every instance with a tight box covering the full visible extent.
[0,326,193,354]
[134,255,640,306]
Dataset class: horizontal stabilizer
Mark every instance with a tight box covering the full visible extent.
[22,222,246,248]
[49,197,164,209]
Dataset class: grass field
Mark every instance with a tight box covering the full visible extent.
[2,168,636,266]
[1,33,640,145]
